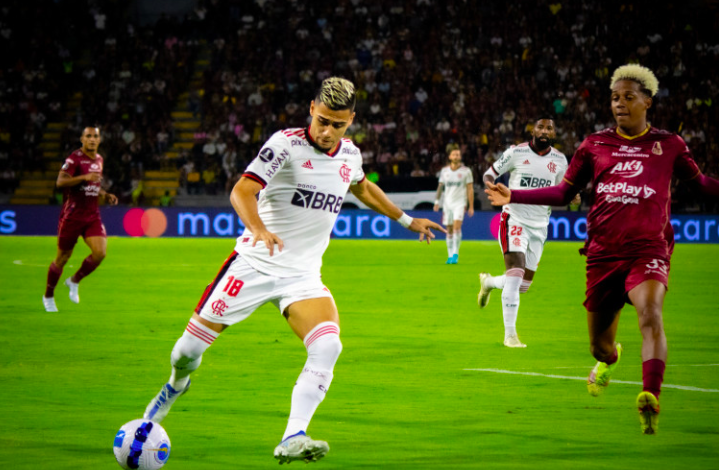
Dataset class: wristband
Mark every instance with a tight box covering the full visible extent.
[397,212,413,228]
[434,200,440,205]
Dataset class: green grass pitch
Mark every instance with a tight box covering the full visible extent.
[0,235,718,469]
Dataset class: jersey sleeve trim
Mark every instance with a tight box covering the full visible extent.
[242,172,267,188]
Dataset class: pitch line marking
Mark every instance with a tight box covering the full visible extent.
[464,368,719,393]
[538,364,719,369]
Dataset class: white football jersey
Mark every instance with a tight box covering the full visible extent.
[491,143,568,228]
[237,128,365,277]
[438,165,473,207]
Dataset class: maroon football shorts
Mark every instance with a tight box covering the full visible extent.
[57,217,106,250]
[584,255,670,312]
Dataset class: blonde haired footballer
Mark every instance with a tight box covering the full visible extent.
[139,77,445,464]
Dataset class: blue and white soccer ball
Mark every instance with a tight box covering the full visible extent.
[113,419,171,470]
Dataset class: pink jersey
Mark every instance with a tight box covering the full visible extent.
[59,149,104,221]
[565,127,699,258]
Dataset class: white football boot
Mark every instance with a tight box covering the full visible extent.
[478,273,493,308]
[43,296,58,312]
[274,431,329,464]
[503,334,527,348]
[65,278,80,303]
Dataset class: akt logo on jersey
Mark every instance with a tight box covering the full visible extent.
[610,160,643,178]
[520,176,552,188]
[291,189,344,213]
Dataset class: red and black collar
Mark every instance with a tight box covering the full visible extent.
[305,126,342,157]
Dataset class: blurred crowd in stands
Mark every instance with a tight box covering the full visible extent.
[1,0,718,212]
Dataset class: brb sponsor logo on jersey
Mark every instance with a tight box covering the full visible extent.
[519,175,553,188]
[596,181,656,205]
[291,184,344,213]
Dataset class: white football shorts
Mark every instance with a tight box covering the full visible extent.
[195,252,333,326]
[498,213,547,271]
[441,202,467,225]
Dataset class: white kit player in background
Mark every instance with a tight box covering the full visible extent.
[140,77,445,465]
[433,149,474,264]
[477,116,578,348]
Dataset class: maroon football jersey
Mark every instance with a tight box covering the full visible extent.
[565,127,699,258]
[59,149,104,221]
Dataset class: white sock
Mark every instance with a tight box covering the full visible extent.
[446,233,454,257]
[168,318,218,390]
[454,230,462,256]
[283,322,342,440]
[502,268,524,338]
[486,274,506,290]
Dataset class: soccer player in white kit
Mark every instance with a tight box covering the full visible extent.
[141,78,444,464]
[433,149,474,264]
[477,116,576,347]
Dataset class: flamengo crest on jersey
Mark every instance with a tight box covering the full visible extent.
[438,165,473,207]
[492,143,568,228]
[238,128,365,277]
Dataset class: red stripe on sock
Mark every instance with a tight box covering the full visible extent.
[305,324,339,348]
[186,322,217,345]
[506,268,525,278]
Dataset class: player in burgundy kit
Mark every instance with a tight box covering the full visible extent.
[485,65,719,434]
[43,126,118,312]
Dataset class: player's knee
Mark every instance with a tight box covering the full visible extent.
[322,334,343,363]
[92,251,106,263]
[305,323,342,368]
[170,328,213,370]
[55,251,72,266]
[311,333,343,365]
[637,306,664,333]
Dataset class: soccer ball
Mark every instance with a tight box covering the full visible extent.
[113,419,171,470]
